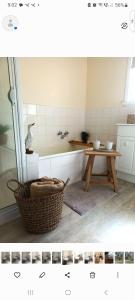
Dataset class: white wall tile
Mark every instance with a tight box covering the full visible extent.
[24,103,133,153]
[23,104,86,153]
[25,104,37,115]
[86,106,133,146]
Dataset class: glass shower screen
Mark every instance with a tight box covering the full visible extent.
[0,58,18,209]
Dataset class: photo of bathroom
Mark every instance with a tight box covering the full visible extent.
[115,252,124,264]
[1,57,135,243]
[52,252,61,264]
[62,251,73,265]
[32,252,41,264]
[1,252,10,264]
[125,252,134,264]
[42,252,51,264]
[105,252,114,264]
[94,252,104,264]
[84,252,94,264]
[11,252,21,264]
[22,252,31,264]
[74,252,83,264]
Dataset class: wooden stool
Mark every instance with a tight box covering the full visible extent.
[83,150,121,192]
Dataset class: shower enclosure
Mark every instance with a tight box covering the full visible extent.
[0,58,24,210]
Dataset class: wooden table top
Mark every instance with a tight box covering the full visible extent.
[69,140,93,147]
[85,150,121,157]
[69,140,104,147]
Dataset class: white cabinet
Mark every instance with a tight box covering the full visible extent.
[116,124,135,175]
[117,137,135,173]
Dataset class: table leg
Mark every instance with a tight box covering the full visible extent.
[83,155,91,181]
[85,155,95,191]
[110,156,118,192]
[107,156,111,182]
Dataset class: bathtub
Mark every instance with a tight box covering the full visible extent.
[26,144,106,183]
[38,144,89,184]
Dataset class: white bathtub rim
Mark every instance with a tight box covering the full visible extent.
[39,148,90,160]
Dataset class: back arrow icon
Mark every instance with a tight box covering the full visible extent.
[104,290,109,296]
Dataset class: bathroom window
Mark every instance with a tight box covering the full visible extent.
[125,58,135,104]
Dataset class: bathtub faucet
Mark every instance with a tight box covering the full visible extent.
[61,131,69,139]
[57,131,62,136]
[57,130,69,139]
[64,131,69,136]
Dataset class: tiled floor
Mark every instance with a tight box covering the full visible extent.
[0,168,17,210]
[0,180,135,243]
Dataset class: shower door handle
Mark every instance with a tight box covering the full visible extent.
[8,87,16,105]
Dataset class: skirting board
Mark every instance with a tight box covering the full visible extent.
[0,204,20,226]
[117,171,135,184]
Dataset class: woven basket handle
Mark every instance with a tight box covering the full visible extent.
[7,179,23,193]
[63,178,70,190]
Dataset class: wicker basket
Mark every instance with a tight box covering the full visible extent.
[7,178,69,234]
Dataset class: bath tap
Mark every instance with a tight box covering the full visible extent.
[60,131,69,139]
[64,131,69,136]
[57,130,69,138]
[57,131,62,136]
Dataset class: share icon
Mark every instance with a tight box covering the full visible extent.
[65,272,70,278]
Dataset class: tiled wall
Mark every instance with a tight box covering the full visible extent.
[86,105,135,146]
[23,104,86,154]
[23,103,135,153]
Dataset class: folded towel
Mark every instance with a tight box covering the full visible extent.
[41,176,53,182]
[41,177,60,184]
[35,181,55,185]
[30,177,64,198]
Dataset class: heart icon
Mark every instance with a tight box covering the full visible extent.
[14,272,21,278]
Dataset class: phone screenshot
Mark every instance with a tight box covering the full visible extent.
[0,1,135,299]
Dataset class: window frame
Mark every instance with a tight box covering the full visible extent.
[124,57,135,106]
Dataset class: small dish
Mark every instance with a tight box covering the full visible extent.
[94,148,114,152]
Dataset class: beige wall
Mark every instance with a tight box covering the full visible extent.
[19,58,87,108]
[19,57,129,109]
[87,58,128,108]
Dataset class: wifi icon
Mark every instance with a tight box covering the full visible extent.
[19,3,23,7]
